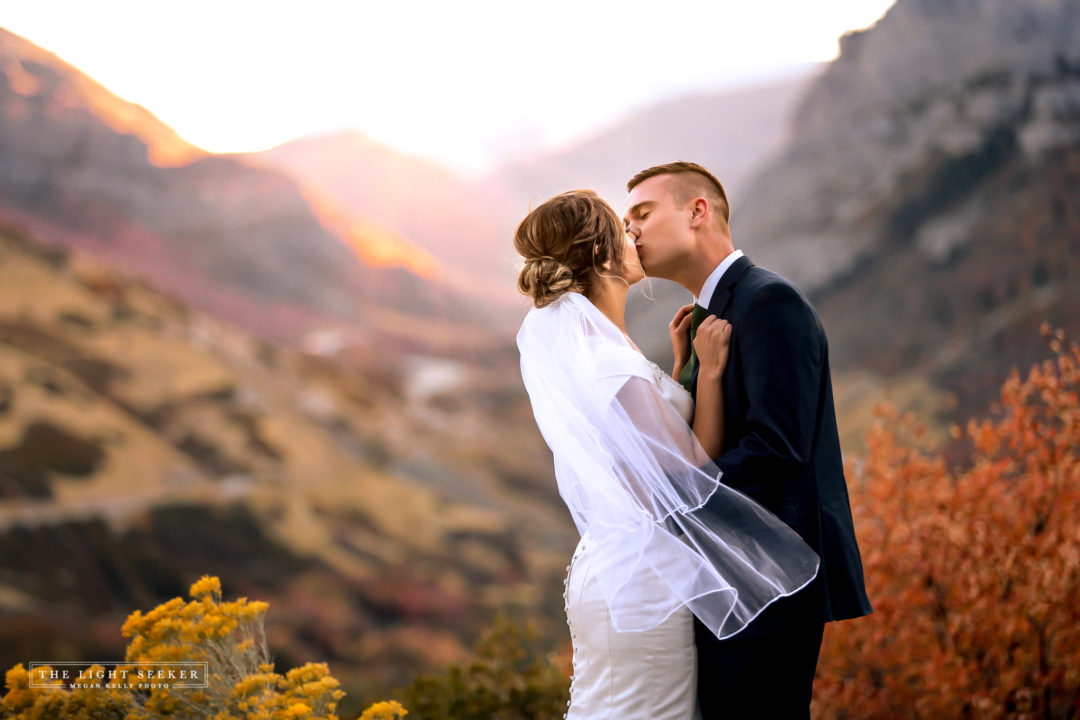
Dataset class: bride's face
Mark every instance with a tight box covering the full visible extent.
[620,231,645,284]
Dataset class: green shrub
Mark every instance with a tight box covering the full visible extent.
[399,615,570,720]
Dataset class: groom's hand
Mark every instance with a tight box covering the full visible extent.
[669,303,694,375]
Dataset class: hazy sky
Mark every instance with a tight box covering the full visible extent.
[4,0,895,174]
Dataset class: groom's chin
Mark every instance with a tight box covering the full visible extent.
[638,264,664,282]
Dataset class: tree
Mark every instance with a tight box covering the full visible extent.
[814,328,1080,719]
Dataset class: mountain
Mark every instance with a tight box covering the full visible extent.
[491,69,818,212]
[248,73,818,325]
[0,28,202,169]
[249,132,522,311]
[728,0,1080,421]
[0,27,488,350]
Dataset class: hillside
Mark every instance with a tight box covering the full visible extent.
[0,224,573,703]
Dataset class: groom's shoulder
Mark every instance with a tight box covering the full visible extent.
[738,263,824,329]
[742,263,808,303]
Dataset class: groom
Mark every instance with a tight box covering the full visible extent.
[624,162,873,718]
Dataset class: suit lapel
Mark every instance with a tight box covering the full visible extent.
[691,254,755,396]
[708,254,754,320]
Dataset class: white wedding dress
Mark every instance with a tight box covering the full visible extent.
[561,355,703,720]
[517,291,818,720]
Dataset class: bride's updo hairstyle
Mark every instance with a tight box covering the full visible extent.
[514,189,626,308]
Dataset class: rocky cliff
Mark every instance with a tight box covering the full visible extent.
[726,0,1080,419]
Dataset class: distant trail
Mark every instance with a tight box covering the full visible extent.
[0,479,254,533]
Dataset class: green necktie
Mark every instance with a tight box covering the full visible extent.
[678,304,709,391]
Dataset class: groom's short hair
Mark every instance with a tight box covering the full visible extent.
[627,161,730,225]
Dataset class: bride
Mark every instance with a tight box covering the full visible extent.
[514,190,819,719]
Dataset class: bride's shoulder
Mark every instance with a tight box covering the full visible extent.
[590,337,654,381]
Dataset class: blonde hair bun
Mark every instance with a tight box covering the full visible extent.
[518,255,580,308]
[513,190,625,309]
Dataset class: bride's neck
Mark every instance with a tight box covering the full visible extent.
[588,276,630,336]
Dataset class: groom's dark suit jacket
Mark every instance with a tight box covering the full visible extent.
[690,254,873,637]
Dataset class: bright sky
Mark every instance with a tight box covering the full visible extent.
[4,0,895,175]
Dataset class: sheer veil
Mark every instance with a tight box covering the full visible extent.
[517,291,819,640]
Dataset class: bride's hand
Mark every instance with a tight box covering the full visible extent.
[669,304,694,372]
[693,316,732,380]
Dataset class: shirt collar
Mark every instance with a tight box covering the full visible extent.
[695,249,744,309]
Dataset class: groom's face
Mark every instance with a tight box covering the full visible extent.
[623,175,693,280]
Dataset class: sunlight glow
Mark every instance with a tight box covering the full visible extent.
[2,0,896,174]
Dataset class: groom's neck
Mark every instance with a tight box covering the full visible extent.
[683,264,716,299]
[675,245,732,298]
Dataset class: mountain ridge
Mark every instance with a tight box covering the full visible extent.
[0,26,499,351]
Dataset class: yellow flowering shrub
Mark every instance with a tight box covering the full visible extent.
[0,575,407,720]
[0,662,134,720]
[357,700,408,719]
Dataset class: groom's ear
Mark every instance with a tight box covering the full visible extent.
[688,197,709,227]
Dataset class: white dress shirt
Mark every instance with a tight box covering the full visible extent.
[695,249,745,309]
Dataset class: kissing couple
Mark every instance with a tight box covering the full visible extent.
[514,162,874,719]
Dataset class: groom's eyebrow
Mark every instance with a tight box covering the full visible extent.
[625,201,656,222]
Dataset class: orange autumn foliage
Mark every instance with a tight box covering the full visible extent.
[813,327,1080,719]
